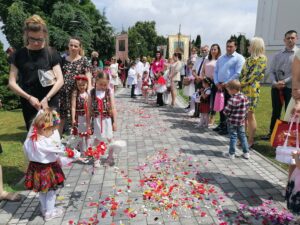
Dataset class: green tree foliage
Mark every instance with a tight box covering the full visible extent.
[230,34,250,58]
[3,1,29,49]
[194,35,201,49]
[0,0,114,56]
[128,21,167,59]
[0,41,20,110]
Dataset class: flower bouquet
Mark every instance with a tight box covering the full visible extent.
[84,141,107,160]
[57,147,81,167]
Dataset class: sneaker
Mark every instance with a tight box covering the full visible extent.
[242,152,250,159]
[223,152,235,159]
[94,159,101,168]
[44,207,64,221]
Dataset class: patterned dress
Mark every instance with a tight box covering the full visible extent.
[59,57,91,119]
[240,56,267,111]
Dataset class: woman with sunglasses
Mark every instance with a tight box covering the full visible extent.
[8,14,64,131]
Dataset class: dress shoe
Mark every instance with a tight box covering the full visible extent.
[218,130,228,135]
[213,126,222,132]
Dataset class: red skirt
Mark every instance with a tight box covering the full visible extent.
[25,161,65,193]
[199,102,210,113]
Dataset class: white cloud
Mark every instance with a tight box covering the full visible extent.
[93,0,258,52]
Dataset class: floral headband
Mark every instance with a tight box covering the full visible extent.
[74,75,88,81]
[40,110,61,129]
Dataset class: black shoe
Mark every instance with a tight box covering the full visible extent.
[218,130,228,135]
[261,134,271,140]
[213,126,222,132]
[131,96,137,99]
[184,105,190,110]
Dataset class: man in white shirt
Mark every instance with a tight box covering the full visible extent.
[135,57,144,96]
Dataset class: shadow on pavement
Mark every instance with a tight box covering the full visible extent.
[196,171,285,207]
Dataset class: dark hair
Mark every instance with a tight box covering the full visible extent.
[95,71,110,81]
[91,57,99,66]
[285,30,298,37]
[174,52,182,60]
[208,44,221,60]
[155,51,162,60]
[226,38,237,46]
[202,77,212,86]
[130,62,136,67]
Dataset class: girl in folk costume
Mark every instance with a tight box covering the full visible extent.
[183,61,196,113]
[103,60,114,95]
[71,75,91,152]
[196,77,212,128]
[155,71,167,106]
[142,70,150,103]
[91,72,117,166]
[23,109,65,221]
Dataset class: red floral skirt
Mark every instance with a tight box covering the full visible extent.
[25,161,65,193]
[199,102,210,113]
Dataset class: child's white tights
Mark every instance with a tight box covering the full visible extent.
[199,113,209,128]
[39,190,56,214]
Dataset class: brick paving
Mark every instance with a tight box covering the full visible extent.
[0,88,291,225]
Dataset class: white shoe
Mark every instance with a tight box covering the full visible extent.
[223,152,235,159]
[194,124,202,128]
[184,108,190,113]
[94,159,101,168]
[187,110,195,116]
[44,207,63,221]
[242,152,250,159]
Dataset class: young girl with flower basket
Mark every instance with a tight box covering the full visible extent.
[23,109,65,221]
[71,75,91,153]
[154,71,167,106]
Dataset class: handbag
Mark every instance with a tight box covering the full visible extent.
[213,91,224,112]
[38,69,56,87]
[275,116,299,165]
[271,117,300,147]
[34,48,57,87]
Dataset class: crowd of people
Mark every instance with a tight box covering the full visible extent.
[2,13,300,220]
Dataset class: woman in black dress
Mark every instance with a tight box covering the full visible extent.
[8,14,64,131]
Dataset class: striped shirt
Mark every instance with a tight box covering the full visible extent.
[223,92,249,126]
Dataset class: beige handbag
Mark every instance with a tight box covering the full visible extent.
[38,69,56,87]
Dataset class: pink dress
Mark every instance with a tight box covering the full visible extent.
[202,59,216,80]
[151,59,164,75]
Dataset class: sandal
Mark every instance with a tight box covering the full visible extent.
[0,192,21,201]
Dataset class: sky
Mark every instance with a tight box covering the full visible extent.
[0,0,258,52]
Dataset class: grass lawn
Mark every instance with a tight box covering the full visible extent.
[0,110,27,192]
[179,85,288,170]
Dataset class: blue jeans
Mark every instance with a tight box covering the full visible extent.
[228,124,249,155]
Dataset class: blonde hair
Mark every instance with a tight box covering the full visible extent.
[226,79,241,91]
[23,14,48,46]
[91,51,99,58]
[33,108,60,129]
[69,37,85,56]
[249,37,265,58]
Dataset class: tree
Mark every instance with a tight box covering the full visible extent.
[194,35,201,49]
[3,1,29,49]
[127,21,167,59]
[229,34,250,57]
[0,0,115,57]
[0,41,20,110]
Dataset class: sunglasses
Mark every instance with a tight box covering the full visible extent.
[28,36,45,43]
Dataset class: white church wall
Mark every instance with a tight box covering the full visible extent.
[255,0,300,83]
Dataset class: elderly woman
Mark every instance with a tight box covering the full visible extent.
[8,14,64,130]
[59,37,92,134]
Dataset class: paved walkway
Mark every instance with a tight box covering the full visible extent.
[0,88,293,225]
